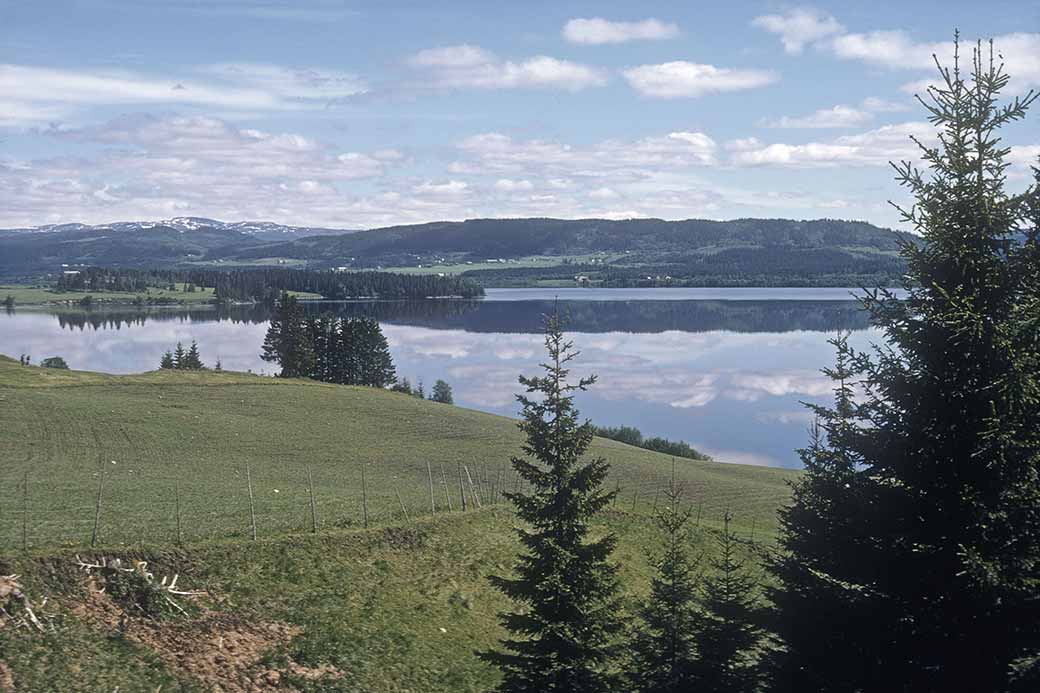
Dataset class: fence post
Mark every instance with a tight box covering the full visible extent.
[426,460,436,514]
[395,487,410,521]
[464,465,482,508]
[246,465,257,541]
[175,478,183,545]
[361,464,369,529]
[630,489,640,512]
[91,464,105,547]
[22,470,29,552]
[458,462,467,511]
[308,466,318,534]
[440,462,454,512]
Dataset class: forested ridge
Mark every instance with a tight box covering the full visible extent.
[54,266,484,301]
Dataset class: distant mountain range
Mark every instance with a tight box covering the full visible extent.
[5,217,356,241]
[0,216,919,286]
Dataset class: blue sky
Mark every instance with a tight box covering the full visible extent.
[2,0,1038,229]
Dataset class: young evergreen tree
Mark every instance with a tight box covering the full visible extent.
[172,342,186,370]
[479,309,623,692]
[768,39,1040,691]
[431,379,454,404]
[414,378,426,399]
[181,340,204,370]
[692,513,763,692]
[355,318,396,388]
[260,292,314,378]
[159,351,175,369]
[629,465,700,693]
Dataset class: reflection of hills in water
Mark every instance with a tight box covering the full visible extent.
[44,298,871,334]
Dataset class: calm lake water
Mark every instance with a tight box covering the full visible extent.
[0,288,886,468]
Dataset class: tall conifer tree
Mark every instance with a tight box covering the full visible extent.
[769,39,1040,691]
[480,309,623,692]
[260,292,314,378]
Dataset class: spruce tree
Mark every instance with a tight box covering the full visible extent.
[629,465,700,693]
[431,379,454,404]
[172,342,186,370]
[260,292,314,378]
[356,318,396,388]
[182,340,204,370]
[692,513,763,693]
[769,39,1040,691]
[479,309,623,692]
[159,351,175,369]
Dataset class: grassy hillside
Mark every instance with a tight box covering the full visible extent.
[0,355,793,552]
[0,355,795,691]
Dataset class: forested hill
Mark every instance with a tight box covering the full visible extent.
[0,216,917,286]
[235,217,914,262]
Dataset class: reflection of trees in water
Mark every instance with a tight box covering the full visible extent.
[329,299,871,334]
[47,298,870,334]
[52,304,273,330]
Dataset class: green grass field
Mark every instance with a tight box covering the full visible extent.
[1,283,218,306]
[0,355,794,691]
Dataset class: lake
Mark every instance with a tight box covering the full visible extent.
[0,288,884,468]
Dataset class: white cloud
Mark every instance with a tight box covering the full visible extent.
[408,45,607,91]
[861,96,910,112]
[732,121,934,167]
[562,17,679,45]
[454,130,718,176]
[623,61,777,98]
[0,62,367,127]
[830,31,1040,92]
[767,105,872,129]
[414,180,469,195]
[751,8,844,54]
[493,178,534,191]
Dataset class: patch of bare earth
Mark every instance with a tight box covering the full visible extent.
[0,661,15,693]
[69,577,344,691]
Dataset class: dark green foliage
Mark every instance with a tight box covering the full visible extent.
[159,351,175,369]
[262,293,396,387]
[172,342,186,369]
[391,377,414,395]
[261,292,315,378]
[630,469,701,692]
[592,425,710,461]
[480,309,623,692]
[431,379,454,404]
[692,513,763,692]
[3,294,13,308]
[181,340,204,370]
[50,266,483,301]
[39,356,69,370]
[768,39,1040,691]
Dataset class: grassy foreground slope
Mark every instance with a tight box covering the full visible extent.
[0,355,795,691]
[0,355,793,551]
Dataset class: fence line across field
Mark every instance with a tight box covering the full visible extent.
[2,459,742,551]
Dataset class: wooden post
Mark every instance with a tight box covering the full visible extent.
[246,465,257,541]
[22,471,29,552]
[458,462,467,511]
[440,462,454,512]
[750,517,756,543]
[175,478,183,545]
[395,487,409,521]
[361,464,369,528]
[613,479,621,508]
[464,465,482,508]
[494,465,504,504]
[307,467,318,534]
[695,500,703,527]
[630,489,640,512]
[91,464,105,547]
[426,460,436,514]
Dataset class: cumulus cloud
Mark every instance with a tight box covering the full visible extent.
[622,61,777,98]
[731,121,934,167]
[408,44,607,91]
[562,17,680,45]
[751,8,845,54]
[766,105,872,129]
